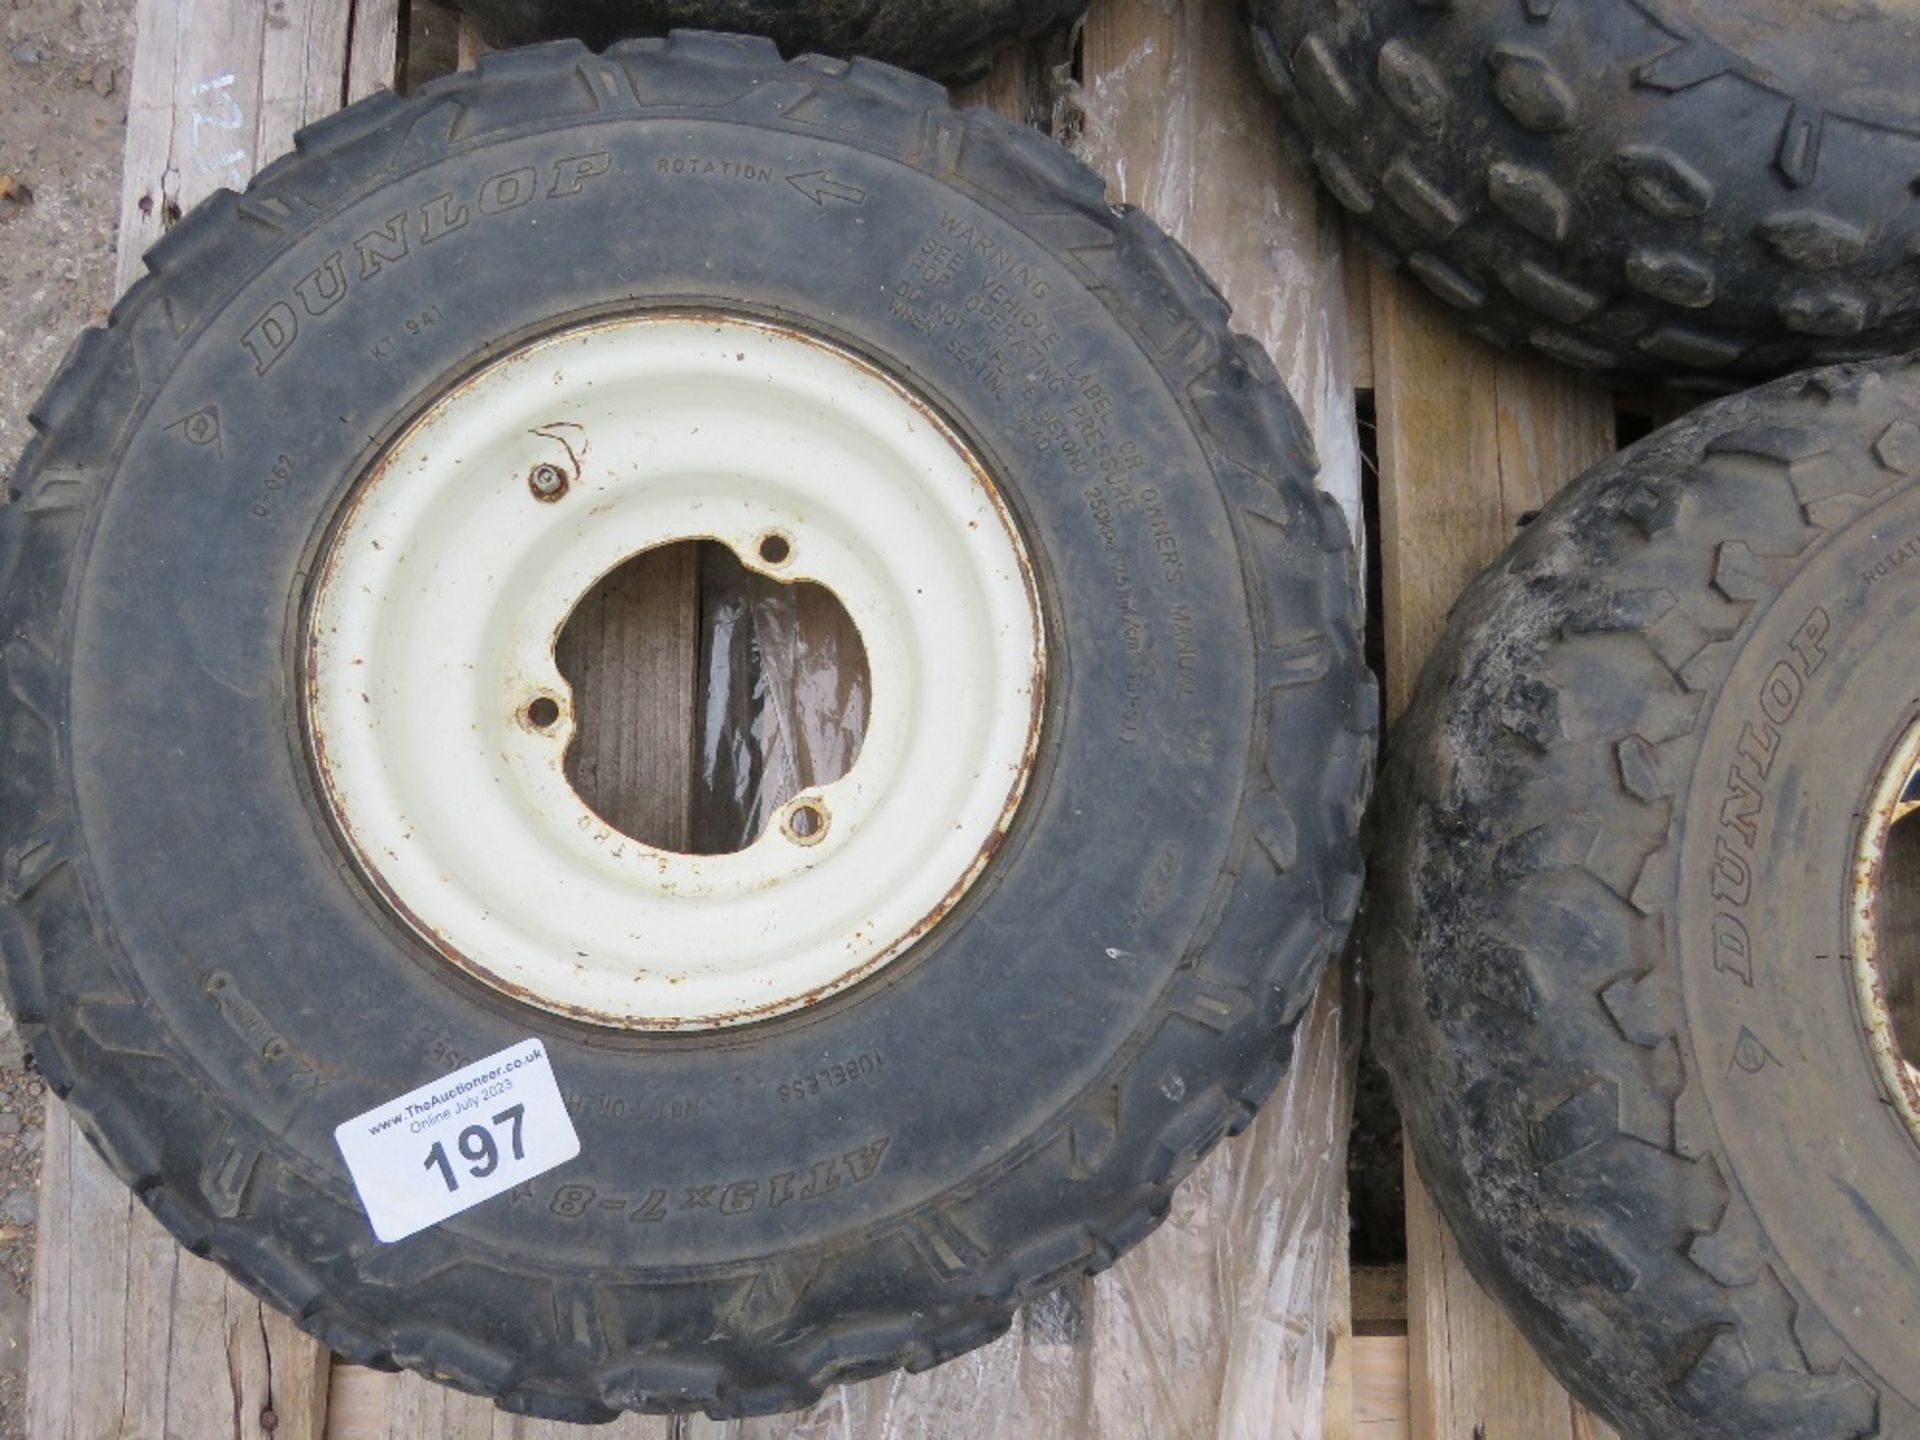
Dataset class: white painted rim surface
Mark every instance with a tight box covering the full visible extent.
[305,314,1044,1030]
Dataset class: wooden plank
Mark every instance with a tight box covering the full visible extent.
[1404,1149,1593,1440]
[1351,1264,1408,1333]
[30,2,403,1435]
[1372,274,1614,715]
[345,0,401,106]
[113,0,404,294]
[31,1080,333,1440]
[1368,272,1619,1440]
[557,544,702,851]
[1324,1243,1356,1440]
[1343,235,1375,393]
[455,20,490,71]
[1373,284,1599,717]
[951,29,1052,128]
[323,1365,393,1440]
[325,1363,663,1440]
[1351,1336,1411,1440]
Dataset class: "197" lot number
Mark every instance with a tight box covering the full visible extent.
[334,1040,580,1242]
[424,1105,525,1191]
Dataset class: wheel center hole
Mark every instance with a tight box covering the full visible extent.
[1877,791,1920,1070]
[553,538,870,856]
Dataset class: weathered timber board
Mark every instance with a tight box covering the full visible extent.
[1368,269,1623,1440]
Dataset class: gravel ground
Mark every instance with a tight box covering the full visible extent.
[0,0,132,468]
[0,1074,43,1436]
[1,0,134,1432]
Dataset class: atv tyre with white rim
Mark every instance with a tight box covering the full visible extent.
[0,36,1372,1420]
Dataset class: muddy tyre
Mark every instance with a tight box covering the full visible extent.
[1250,0,1920,380]
[437,0,1087,80]
[0,35,1372,1421]
[1371,355,1920,1439]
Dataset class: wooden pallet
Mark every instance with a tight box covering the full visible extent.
[27,0,1649,1435]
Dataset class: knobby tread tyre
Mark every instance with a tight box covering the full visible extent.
[1249,0,1920,381]
[1371,353,1920,1440]
[0,35,1373,1421]
[436,0,1089,81]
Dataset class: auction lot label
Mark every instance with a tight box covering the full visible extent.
[334,1039,580,1242]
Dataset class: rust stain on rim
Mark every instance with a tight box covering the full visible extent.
[300,308,1047,1032]
[1850,717,1920,1142]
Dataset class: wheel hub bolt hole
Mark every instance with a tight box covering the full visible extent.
[783,799,828,845]
[526,695,561,730]
[757,531,792,566]
[529,464,569,501]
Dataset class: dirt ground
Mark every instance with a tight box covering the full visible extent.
[0,0,131,466]
[0,0,135,1431]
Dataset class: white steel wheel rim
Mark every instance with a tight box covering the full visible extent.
[1851,717,1920,1143]
[305,313,1044,1031]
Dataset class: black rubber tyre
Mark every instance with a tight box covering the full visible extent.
[1371,353,1920,1439]
[437,0,1087,80]
[1248,0,1920,381]
[0,35,1373,1422]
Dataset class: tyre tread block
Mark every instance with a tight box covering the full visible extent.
[1368,356,1920,1439]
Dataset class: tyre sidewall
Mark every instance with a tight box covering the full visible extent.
[60,110,1272,1280]
[1677,481,1920,1399]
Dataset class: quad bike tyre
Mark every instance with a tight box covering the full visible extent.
[436,0,1088,80]
[0,35,1373,1421]
[1371,353,1920,1439]
[1249,0,1920,381]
